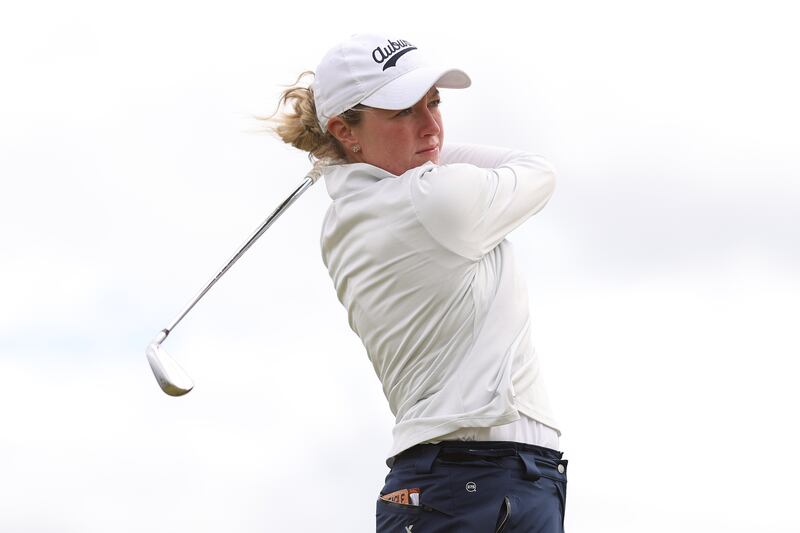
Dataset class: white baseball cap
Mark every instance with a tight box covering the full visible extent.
[313,33,471,130]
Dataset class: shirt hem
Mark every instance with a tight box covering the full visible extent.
[387,409,521,462]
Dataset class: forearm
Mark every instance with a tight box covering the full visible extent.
[440,143,554,172]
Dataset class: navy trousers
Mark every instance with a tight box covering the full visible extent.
[376,441,567,532]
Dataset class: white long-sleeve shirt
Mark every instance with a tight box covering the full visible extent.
[320,144,559,459]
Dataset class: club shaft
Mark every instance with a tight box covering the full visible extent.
[164,175,315,334]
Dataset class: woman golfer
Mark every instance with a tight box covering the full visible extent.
[272,33,567,533]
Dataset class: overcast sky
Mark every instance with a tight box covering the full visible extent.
[1,1,798,531]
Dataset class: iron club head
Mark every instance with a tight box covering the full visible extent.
[146,330,194,396]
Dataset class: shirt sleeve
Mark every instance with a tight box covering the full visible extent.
[410,144,556,260]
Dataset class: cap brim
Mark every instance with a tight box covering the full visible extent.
[360,66,471,110]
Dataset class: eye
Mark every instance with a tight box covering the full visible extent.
[394,108,413,117]
[429,98,441,108]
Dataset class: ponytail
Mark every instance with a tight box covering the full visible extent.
[263,71,362,162]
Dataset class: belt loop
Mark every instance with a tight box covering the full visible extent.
[415,444,441,474]
[518,451,542,481]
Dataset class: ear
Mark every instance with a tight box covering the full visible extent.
[327,116,360,150]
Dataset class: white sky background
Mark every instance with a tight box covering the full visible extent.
[1,0,798,531]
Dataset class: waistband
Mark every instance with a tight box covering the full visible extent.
[390,440,566,482]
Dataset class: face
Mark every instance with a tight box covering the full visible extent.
[332,87,444,176]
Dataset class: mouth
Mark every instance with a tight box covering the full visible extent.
[416,145,439,155]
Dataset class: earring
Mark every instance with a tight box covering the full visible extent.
[352,144,361,153]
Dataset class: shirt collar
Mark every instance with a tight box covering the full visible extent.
[322,161,435,200]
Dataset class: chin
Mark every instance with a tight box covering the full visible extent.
[417,152,439,166]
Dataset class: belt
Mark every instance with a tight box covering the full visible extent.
[394,440,565,481]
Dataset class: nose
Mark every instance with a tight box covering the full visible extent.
[418,106,440,137]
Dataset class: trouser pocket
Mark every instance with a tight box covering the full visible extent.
[376,497,452,532]
[495,496,512,533]
[376,463,454,532]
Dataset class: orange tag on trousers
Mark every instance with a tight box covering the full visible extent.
[381,488,420,505]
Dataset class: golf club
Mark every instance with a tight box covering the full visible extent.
[146,165,323,396]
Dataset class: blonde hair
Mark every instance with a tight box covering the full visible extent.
[263,71,363,162]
